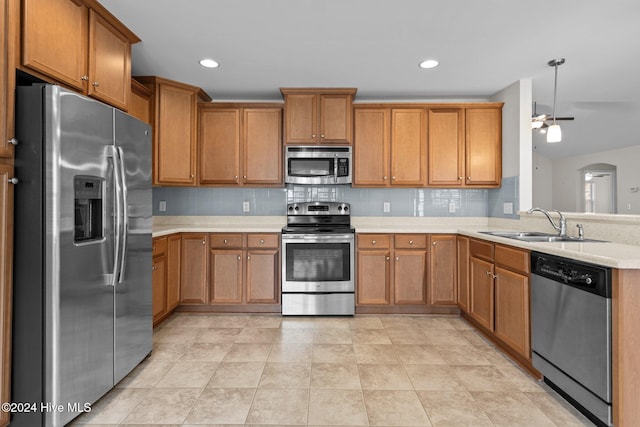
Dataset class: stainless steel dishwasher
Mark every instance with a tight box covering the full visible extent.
[531,252,612,427]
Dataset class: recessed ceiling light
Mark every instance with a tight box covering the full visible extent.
[199,58,219,68]
[419,59,439,69]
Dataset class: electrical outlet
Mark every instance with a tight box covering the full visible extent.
[448,201,456,213]
[158,200,166,212]
[383,202,391,213]
[242,201,250,212]
[503,202,513,214]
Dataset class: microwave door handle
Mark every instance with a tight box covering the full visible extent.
[117,147,128,283]
[334,157,338,184]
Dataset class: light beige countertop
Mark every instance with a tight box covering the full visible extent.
[152,216,640,269]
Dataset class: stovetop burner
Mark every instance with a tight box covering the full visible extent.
[284,201,352,234]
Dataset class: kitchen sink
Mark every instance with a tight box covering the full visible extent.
[479,231,606,243]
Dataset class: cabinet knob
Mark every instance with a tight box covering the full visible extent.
[224,239,228,244]
[396,257,399,261]
[458,176,463,180]
[152,265,156,271]
[234,176,238,180]
[201,240,206,245]
[383,176,387,180]
[81,75,89,81]
[468,176,471,180]
[243,175,247,180]
[432,241,437,246]
[409,240,413,245]
[8,177,18,184]
[190,174,195,178]
[237,255,241,260]
[247,256,251,260]
[321,134,325,138]
[92,82,100,87]
[8,138,18,145]
[260,239,265,244]
[372,240,376,245]
[312,134,316,138]
[385,256,390,261]
[392,176,396,180]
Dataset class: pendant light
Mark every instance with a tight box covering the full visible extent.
[547,58,565,143]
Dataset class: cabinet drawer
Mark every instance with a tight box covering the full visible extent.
[394,234,427,249]
[152,237,167,257]
[357,234,391,249]
[247,233,279,248]
[210,233,243,248]
[495,244,530,274]
[469,238,494,261]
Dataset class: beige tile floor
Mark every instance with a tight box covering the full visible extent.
[71,313,593,426]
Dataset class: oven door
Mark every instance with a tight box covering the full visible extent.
[281,233,354,292]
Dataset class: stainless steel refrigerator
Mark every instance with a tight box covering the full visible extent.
[11,84,152,427]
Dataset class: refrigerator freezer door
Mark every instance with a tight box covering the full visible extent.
[113,110,152,384]
[46,86,116,426]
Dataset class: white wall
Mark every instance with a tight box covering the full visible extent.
[532,152,553,209]
[552,144,640,214]
[491,79,532,210]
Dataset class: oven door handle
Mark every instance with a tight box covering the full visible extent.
[282,234,354,243]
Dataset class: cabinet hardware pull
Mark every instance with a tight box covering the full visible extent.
[486,271,492,276]
[234,176,238,180]
[201,240,205,245]
[432,242,437,246]
[8,138,18,145]
[152,266,155,271]
[372,240,376,244]
[8,178,18,184]
[92,82,100,87]
[383,176,387,180]
[81,75,89,81]
[247,256,251,260]
[396,257,399,261]
[243,176,247,180]
[458,176,463,180]
[392,176,396,180]
[312,134,316,138]
[321,134,325,138]
[224,239,228,244]
[237,256,241,260]
[190,174,194,178]
[409,240,413,244]
[260,239,265,244]
[385,256,390,261]
[467,176,471,180]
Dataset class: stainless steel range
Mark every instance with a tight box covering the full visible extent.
[281,202,355,316]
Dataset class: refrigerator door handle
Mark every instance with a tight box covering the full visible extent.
[110,145,123,287]
[117,146,128,283]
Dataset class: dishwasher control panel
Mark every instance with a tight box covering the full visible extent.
[531,252,611,298]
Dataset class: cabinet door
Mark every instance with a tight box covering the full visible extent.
[166,234,181,312]
[22,0,88,91]
[199,108,241,185]
[353,109,389,187]
[284,93,317,144]
[88,10,130,111]
[465,108,501,186]
[152,256,167,322]
[494,266,530,359]
[129,79,152,124]
[319,94,351,144]
[393,250,427,304]
[469,256,494,330]
[209,249,243,303]
[428,108,464,186]
[246,249,279,303]
[0,0,15,158]
[155,83,197,185]
[390,109,426,186]
[0,163,14,427]
[456,236,470,312]
[357,250,391,305]
[429,235,457,305]
[244,108,283,185]
[180,234,208,303]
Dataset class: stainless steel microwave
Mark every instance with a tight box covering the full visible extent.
[285,146,352,185]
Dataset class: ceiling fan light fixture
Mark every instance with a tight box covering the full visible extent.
[547,124,562,143]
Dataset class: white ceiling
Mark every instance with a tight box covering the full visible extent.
[100,0,640,160]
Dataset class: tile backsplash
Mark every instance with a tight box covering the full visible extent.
[151,183,518,217]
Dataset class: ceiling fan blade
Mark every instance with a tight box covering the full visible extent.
[551,117,575,121]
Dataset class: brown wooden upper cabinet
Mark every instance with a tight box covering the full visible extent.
[22,0,140,111]
[198,104,283,186]
[136,76,211,186]
[280,88,356,145]
[353,107,426,187]
[425,105,504,188]
[1,0,17,159]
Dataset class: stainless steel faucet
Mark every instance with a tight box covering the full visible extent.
[527,208,567,236]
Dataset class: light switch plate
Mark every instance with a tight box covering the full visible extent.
[243,201,250,212]
[383,202,391,213]
[158,200,166,212]
[503,202,513,214]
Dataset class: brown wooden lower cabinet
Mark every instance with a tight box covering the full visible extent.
[456,236,470,312]
[356,233,457,314]
[467,238,531,362]
[152,234,182,325]
[180,233,209,304]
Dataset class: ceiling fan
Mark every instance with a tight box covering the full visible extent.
[531,59,574,141]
